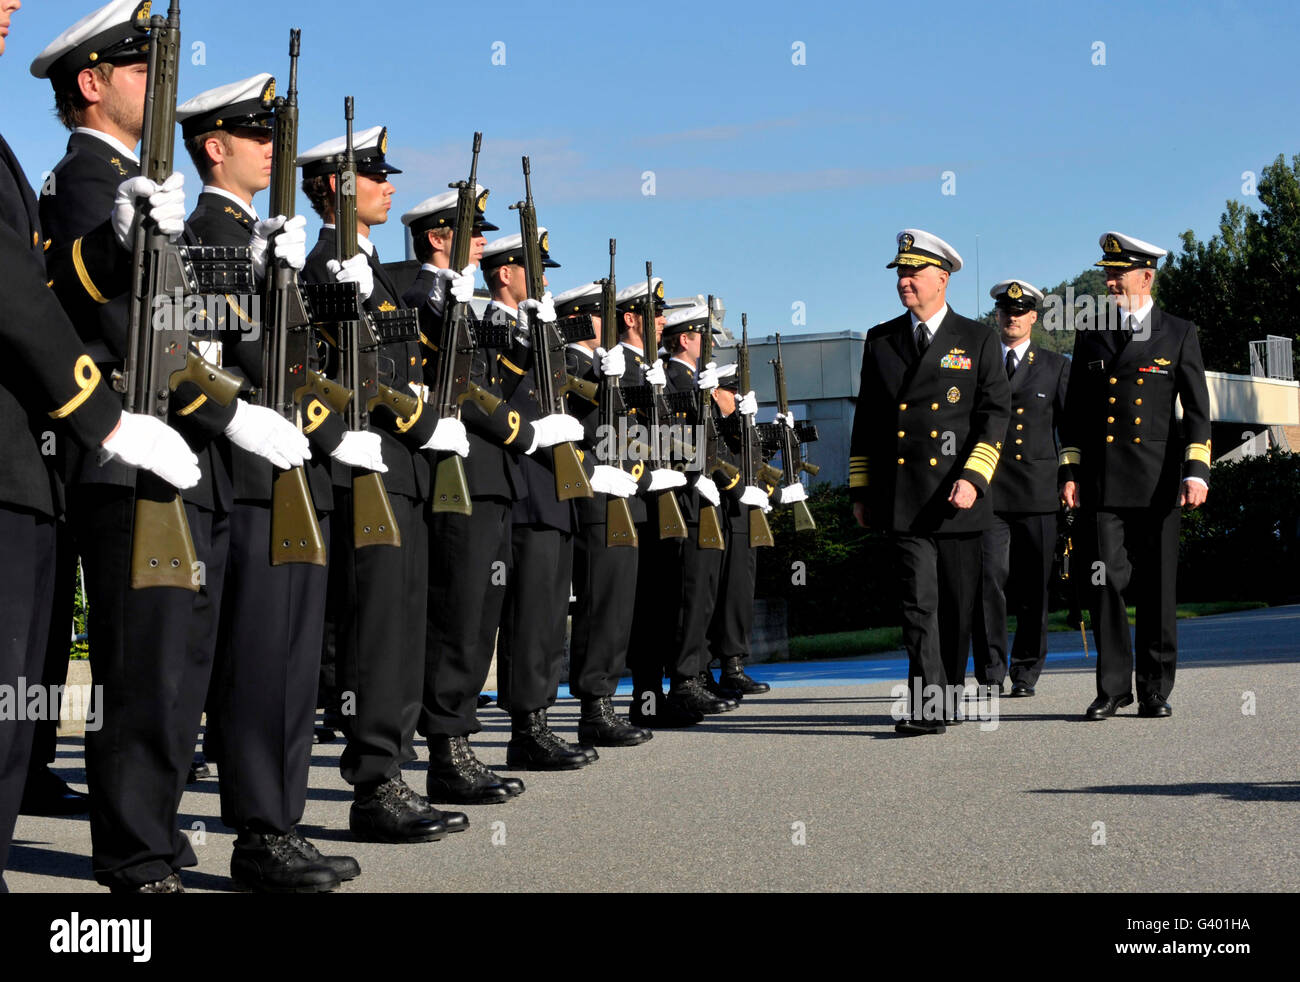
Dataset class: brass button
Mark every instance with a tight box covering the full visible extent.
[1133,437,1141,444]
[897,430,906,438]
[1015,454,1022,461]
[931,403,939,411]
[1016,407,1024,415]
[1136,378,1144,385]
[1134,417,1141,424]
[1106,435,1114,443]
[929,458,938,467]
[1107,416,1115,424]
[897,457,905,465]
[1109,377,1117,385]
[930,430,938,438]
[899,403,908,411]
[1015,439,1023,446]
[1015,423,1024,431]
[1108,397,1116,404]
[1135,398,1143,406]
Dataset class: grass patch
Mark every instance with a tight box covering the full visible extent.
[789,601,1268,661]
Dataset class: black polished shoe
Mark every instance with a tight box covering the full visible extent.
[477,693,495,708]
[111,872,184,894]
[507,710,590,770]
[542,712,599,763]
[284,829,360,881]
[1009,682,1036,697]
[186,754,211,784]
[232,832,340,893]
[669,676,735,715]
[720,656,771,695]
[1085,693,1134,720]
[629,689,703,729]
[20,767,90,816]
[350,778,448,842]
[700,669,742,707]
[578,697,653,747]
[426,735,514,804]
[1137,697,1172,718]
[894,719,946,736]
[313,727,339,744]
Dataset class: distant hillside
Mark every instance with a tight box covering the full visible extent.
[978,268,1108,355]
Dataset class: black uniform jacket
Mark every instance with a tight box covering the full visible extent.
[849,306,1011,534]
[988,342,1069,514]
[1057,306,1212,509]
[0,133,122,516]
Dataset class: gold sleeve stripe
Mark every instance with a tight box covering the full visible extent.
[303,399,329,435]
[176,393,208,417]
[849,473,869,489]
[419,332,437,350]
[1059,448,1082,467]
[499,355,525,376]
[723,472,741,491]
[49,355,102,419]
[225,294,258,328]
[72,237,110,305]
[1185,444,1211,466]
[394,395,423,434]
[965,458,996,483]
[318,328,339,348]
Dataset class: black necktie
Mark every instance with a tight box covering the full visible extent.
[915,323,930,357]
[1005,349,1017,379]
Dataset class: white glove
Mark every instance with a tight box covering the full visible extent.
[775,408,797,429]
[250,214,308,278]
[224,400,309,470]
[694,474,721,507]
[644,361,667,387]
[594,345,626,380]
[327,253,374,303]
[647,468,687,492]
[422,417,470,458]
[590,465,638,498]
[738,391,758,417]
[330,430,387,472]
[741,485,773,513]
[696,361,736,391]
[101,412,201,490]
[779,482,808,504]
[526,413,584,454]
[520,291,557,325]
[112,173,186,247]
[435,266,476,305]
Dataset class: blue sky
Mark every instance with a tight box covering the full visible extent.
[5,0,1297,344]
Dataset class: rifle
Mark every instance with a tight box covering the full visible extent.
[509,156,591,501]
[428,132,493,516]
[333,98,407,548]
[643,262,687,539]
[693,297,728,551]
[739,314,774,548]
[772,333,817,531]
[121,0,243,590]
[598,240,637,547]
[261,28,326,566]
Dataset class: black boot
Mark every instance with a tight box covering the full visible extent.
[284,829,361,882]
[721,656,771,694]
[578,697,653,747]
[350,777,448,843]
[629,688,703,728]
[507,710,590,770]
[231,831,341,893]
[699,669,742,707]
[541,707,599,762]
[669,676,736,715]
[427,735,515,804]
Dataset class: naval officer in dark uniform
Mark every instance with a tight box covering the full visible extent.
[850,230,1010,735]
[1059,232,1211,720]
[972,279,1069,697]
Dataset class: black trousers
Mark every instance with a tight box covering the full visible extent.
[709,515,757,663]
[893,532,981,714]
[0,508,56,889]
[332,488,427,789]
[569,515,639,700]
[72,484,223,888]
[1083,506,1180,701]
[210,502,330,834]
[496,524,573,716]
[627,518,723,691]
[423,497,512,738]
[28,519,77,779]
[973,511,1055,687]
